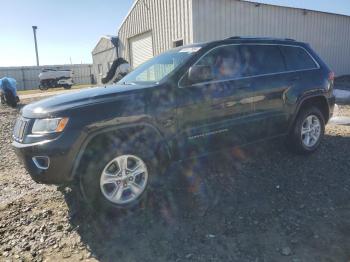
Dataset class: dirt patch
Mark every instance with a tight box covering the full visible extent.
[1,100,350,262]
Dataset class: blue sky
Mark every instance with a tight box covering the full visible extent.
[0,0,349,67]
[0,0,134,67]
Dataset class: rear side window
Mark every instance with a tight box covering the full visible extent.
[280,46,318,71]
[240,45,286,76]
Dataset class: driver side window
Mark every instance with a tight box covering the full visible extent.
[182,45,244,86]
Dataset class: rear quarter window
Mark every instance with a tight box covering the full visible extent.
[280,46,318,71]
[240,45,286,76]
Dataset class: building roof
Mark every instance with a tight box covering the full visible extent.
[118,0,142,31]
[243,0,350,18]
[92,36,119,55]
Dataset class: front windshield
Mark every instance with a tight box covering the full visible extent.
[119,46,202,85]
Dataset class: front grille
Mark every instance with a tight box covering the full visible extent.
[13,118,29,142]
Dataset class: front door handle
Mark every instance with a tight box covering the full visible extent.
[162,118,175,127]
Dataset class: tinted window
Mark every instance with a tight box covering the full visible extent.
[240,45,286,76]
[120,47,199,84]
[193,45,244,82]
[280,46,318,71]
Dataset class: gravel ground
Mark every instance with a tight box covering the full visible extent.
[1,99,350,262]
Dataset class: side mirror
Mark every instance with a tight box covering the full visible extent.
[187,65,213,84]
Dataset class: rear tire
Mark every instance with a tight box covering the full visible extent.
[39,82,49,90]
[286,106,325,154]
[63,85,72,90]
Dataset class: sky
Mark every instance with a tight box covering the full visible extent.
[0,0,349,67]
[0,0,134,67]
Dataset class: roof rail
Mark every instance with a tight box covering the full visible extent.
[226,36,296,41]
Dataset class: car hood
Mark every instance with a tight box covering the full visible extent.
[21,84,150,118]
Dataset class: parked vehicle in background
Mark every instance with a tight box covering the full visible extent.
[39,69,74,90]
[12,37,335,213]
[0,77,20,108]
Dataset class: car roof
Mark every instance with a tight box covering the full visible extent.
[202,36,308,48]
[226,36,297,42]
[168,37,308,57]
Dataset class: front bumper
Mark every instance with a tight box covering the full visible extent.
[12,139,77,185]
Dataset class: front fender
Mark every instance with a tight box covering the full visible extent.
[69,122,172,181]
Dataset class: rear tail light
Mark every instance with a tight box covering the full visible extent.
[327,71,335,91]
[328,71,335,81]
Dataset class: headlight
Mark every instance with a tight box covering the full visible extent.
[32,118,69,134]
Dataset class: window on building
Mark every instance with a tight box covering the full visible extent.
[240,45,286,76]
[173,39,184,48]
[280,46,318,71]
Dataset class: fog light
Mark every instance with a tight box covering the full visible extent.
[32,156,50,170]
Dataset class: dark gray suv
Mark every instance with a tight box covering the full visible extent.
[13,37,335,212]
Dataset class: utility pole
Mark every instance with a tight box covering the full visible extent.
[32,26,40,66]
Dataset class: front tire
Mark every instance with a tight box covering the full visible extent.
[286,106,325,154]
[79,133,164,213]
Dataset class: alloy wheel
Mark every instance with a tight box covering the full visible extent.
[100,155,148,205]
[301,114,321,148]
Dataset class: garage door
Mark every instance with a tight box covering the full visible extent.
[129,32,153,68]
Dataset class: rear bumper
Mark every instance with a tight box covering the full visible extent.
[328,93,336,121]
[12,139,76,185]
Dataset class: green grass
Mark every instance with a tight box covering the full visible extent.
[18,84,97,95]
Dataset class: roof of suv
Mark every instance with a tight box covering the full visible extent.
[207,36,307,47]
[227,36,296,41]
[170,37,307,53]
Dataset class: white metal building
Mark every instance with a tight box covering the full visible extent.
[92,36,119,84]
[118,0,350,76]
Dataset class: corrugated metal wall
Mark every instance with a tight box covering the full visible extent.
[192,0,350,76]
[118,0,350,76]
[118,0,193,63]
[92,49,117,84]
[0,64,93,91]
[92,37,118,84]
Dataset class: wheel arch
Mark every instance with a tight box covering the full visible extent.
[289,94,330,132]
[70,123,172,181]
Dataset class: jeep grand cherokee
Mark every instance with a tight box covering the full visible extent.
[12,37,335,212]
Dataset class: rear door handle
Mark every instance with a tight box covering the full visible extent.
[211,103,223,110]
[289,76,300,82]
[237,84,251,90]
